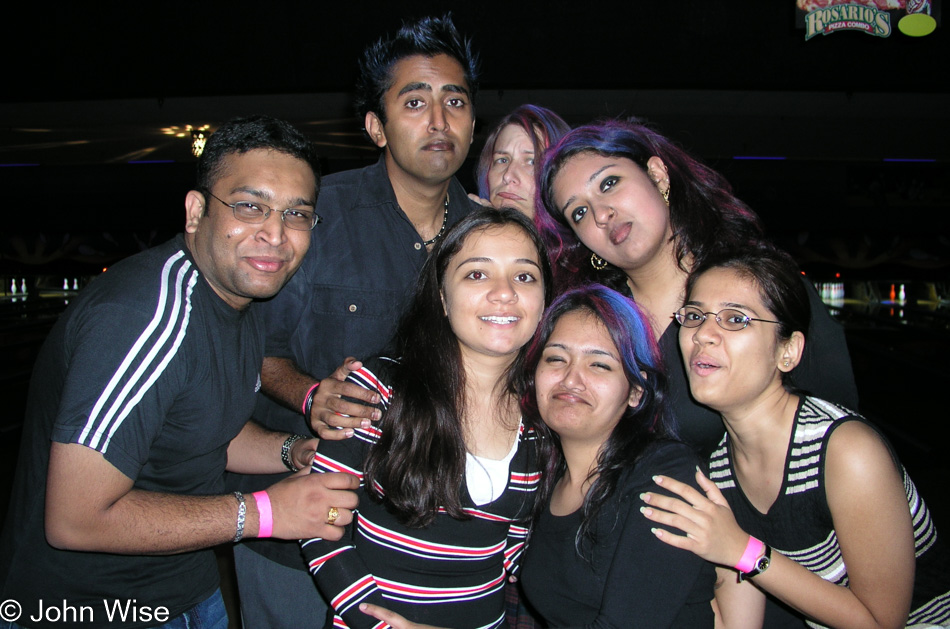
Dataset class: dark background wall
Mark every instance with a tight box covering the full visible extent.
[2,1,948,526]
[3,2,947,278]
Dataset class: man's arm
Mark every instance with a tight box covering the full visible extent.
[226,420,317,474]
[261,356,381,440]
[45,442,359,554]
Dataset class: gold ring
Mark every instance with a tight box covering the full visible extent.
[326,506,339,525]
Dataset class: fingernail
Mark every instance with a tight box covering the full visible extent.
[639,492,650,503]
[361,420,371,429]
[651,527,662,538]
[653,475,663,484]
[344,429,354,438]
[640,506,653,516]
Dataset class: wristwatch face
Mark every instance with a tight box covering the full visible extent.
[756,555,770,572]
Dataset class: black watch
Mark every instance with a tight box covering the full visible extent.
[737,544,772,582]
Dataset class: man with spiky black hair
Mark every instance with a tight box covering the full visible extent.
[230,15,482,628]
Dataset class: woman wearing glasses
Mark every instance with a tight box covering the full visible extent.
[641,245,950,629]
[537,118,857,455]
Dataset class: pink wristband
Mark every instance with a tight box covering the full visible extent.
[735,535,765,573]
[252,491,273,539]
[302,382,321,415]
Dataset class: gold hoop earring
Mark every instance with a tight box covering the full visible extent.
[591,252,608,270]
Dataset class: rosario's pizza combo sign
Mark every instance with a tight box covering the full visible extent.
[796,0,939,38]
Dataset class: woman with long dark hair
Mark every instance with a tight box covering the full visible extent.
[518,285,715,627]
[472,104,570,218]
[536,118,857,454]
[299,208,552,629]
[642,245,950,629]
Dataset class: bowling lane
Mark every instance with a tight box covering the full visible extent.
[820,279,950,524]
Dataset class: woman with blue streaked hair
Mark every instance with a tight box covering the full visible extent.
[472,104,570,218]
[536,118,857,456]
[518,284,715,627]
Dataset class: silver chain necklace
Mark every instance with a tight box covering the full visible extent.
[421,196,449,247]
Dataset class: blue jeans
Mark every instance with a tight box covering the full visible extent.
[233,543,330,628]
[0,589,227,629]
[156,590,228,629]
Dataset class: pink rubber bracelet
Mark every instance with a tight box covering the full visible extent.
[301,382,321,415]
[735,535,765,573]
[253,491,273,539]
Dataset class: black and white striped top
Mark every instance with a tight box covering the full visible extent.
[709,396,950,629]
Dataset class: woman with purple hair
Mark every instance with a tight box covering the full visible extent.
[471,104,570,218]
[536,119,857,455]
[518,284,715,626]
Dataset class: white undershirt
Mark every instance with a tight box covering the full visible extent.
[465,421,521,506]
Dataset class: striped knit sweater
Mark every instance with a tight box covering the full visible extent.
[300,363,541,629]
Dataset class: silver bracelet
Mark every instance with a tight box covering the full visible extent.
[281,434,306,472]
[233,491,246,543]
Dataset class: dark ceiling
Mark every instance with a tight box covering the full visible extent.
[8,2,945,99]
[3,1,948,165]
[2,2,948,280]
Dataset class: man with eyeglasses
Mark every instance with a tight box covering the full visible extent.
[227,15,484,629]
[0,116,359,629]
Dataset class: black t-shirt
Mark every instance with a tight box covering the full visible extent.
[0,235,263,628]
[521,442,715,628]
